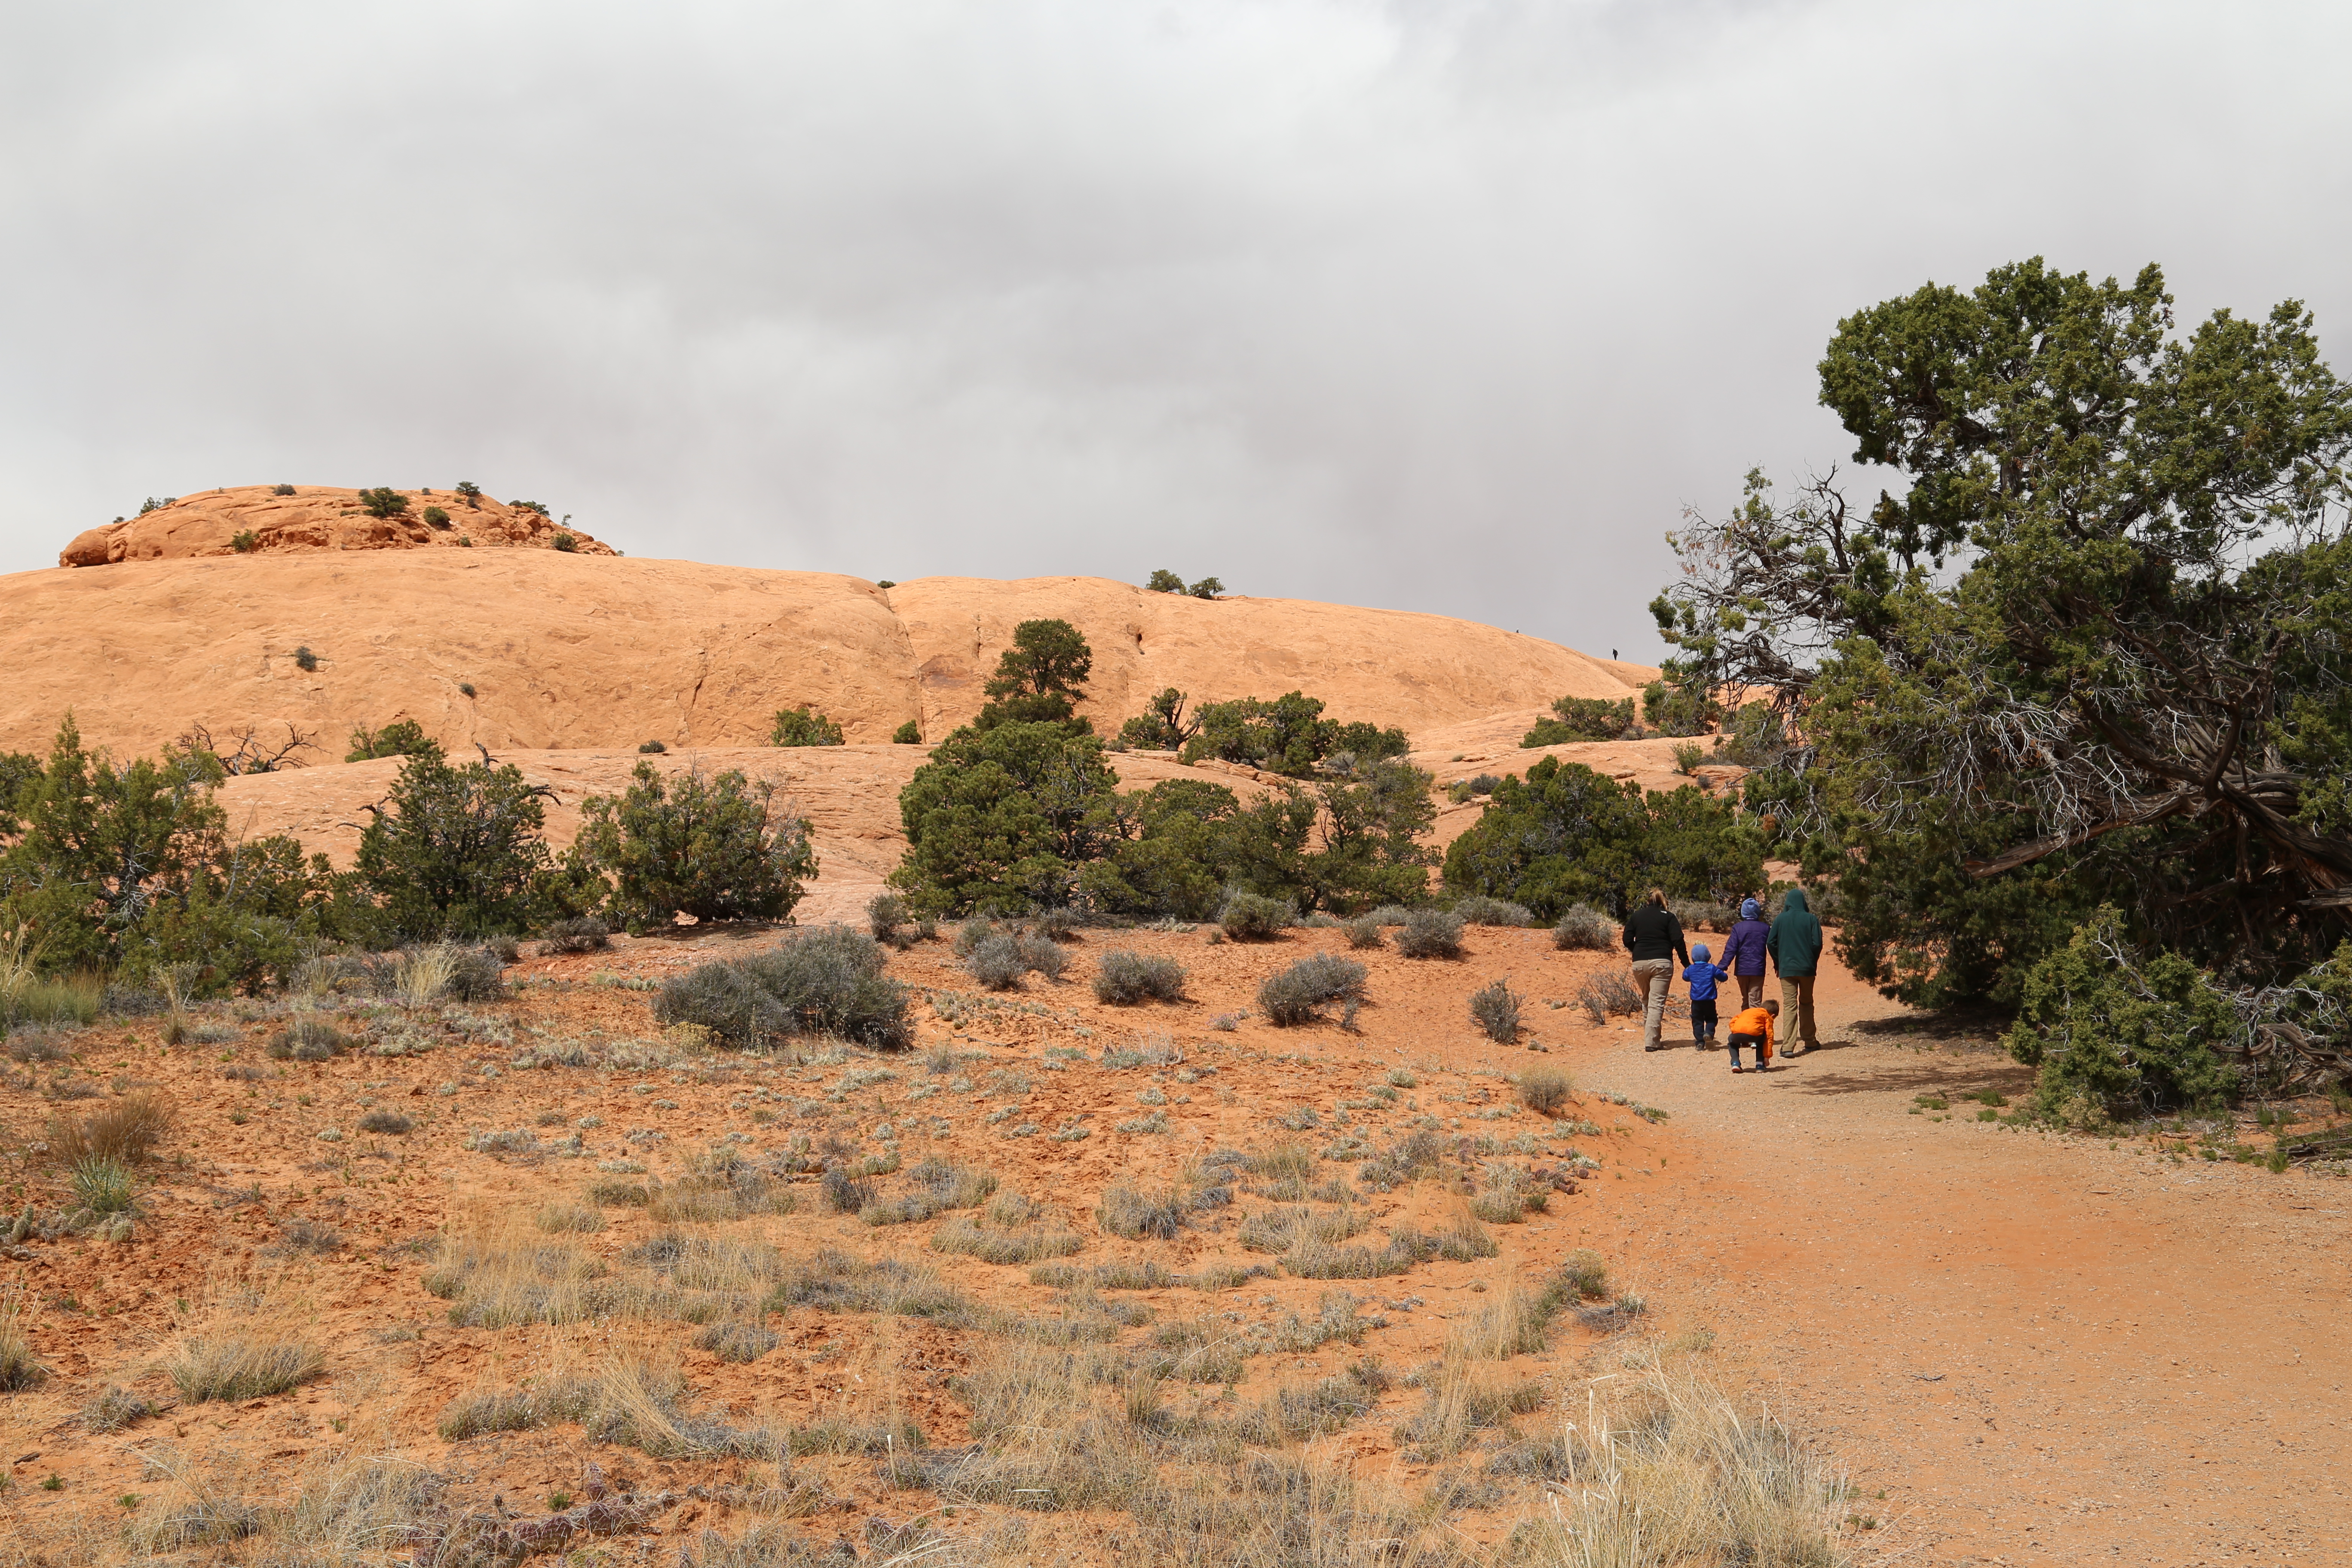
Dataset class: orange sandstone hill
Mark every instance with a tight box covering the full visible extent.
[0,549,1652,760]
[57,484,616,566]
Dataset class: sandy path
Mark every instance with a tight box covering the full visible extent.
[1547,962,2351,1567]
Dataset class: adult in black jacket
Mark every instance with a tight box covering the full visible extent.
[1621,888,1688,1052]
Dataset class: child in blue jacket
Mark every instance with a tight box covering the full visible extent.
[1682,943,1729,1049]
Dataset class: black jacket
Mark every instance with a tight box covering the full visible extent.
[1621,905,1689,965]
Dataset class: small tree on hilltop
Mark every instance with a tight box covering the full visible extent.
[770,707,845,747]
[355,751,553,939]
[570,761,816,932]
[1187,576,1224,599]
[1145,569,1186,593]
[974,619,1093,732]
[454,481,482,508]
[357,487,410,520]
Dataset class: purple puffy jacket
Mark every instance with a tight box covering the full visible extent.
[1722,918,1770,976]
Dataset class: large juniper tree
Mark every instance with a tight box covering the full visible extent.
[1652,259,2352,1096]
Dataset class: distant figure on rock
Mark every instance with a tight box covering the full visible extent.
[1724,896,1771,1011]
[1726,998,1778,1073]
[1682,943,1728,1050]
[1770,888,1825,1055]
[1621,887,1688,1052]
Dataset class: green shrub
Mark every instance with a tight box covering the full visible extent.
[356,487,409,519]
[769,707,844,747]
[1444,756,1762,919]
[1519,696,1638,747]
[355,751,552,939]
[1220,892,1292,940]
[569,761,814,931]
[71,1156,137,1215]
[270,483,297,496]
[1180,691,1406,778]
[1116,688,1201,751]
[2006,907,2239,1121]
[1187,576,1223,599]
[230,530,258,552]
[1468,977,1522,1042]
[292,645,318,672]
[1093,949,1185,1004]
[454,481,482,507]
[551,533,579,552]
[358,1110,415,1135]
[345,719,444,764]
[638,739,666,753]
[1394,908,1463,959]
[421,506,451,530]
[1146,569,1186,593]
[511,499,551,516]
[891,722,1122,915]
[891,720,923,744]
[1672,741,1707,775]
[1259,952,1367,1026]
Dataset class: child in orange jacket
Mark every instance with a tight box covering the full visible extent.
[1725,998,1777,1073]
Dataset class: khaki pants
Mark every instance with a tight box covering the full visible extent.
[1779,974,1818,1050]
[1632,959,1676,1049]
[1736,973,1766,1010]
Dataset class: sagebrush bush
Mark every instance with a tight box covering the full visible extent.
[1093,949,1185,1004]
[1468,977,1523,1043]
[868,892,907,941]
[1551,905,1614,949]
[965,935,1027,991]
[1342,915,1385,949]
[358,1109,415,1135]
[1259,952,1368,1026]
[1452,896,1532,928]
[654,926,910,1048]
[1219,892,1292,941]
[1097,1182,1187,1240]
[1394,908,1464,959]
[541,916,610,954]
[1516,1067,1573,1116]
[1576,972,1643,1024]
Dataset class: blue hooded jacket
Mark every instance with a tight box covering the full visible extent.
[1682,943,1728,1001]
[1723,897,1770,976]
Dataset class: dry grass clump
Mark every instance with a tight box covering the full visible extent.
[358,1108,416,1135]
[424,1222,624,1327]
[1284,1214,1497,1280]
[588,1178,652,1207]
[83,1383,159,1433]
[0,1296,47,1391]
[50,1090,172,1165]
[1494,1369,1850,1565]
[932,1213,1086,1265]
[1271,1364,1387,1437]
[1097,1182,1189,1240]
[165,1326,325,1404]
[769,1250,974,1320]
[535,1203,607,1234]
[1271,1289,1374,1351]
[786,1413,925,1455]
[1238,1204,1369,1254]
[692,1320,781,1363]
[861,1157,998,1225]
[1392,1358,1546,1459]
[437,1378,597,1440]
[1140,1320,1251,1384]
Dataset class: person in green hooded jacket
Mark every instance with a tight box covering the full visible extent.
[1769,888,1825,1055]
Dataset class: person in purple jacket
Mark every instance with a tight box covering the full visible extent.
[1722,897,1771,1011]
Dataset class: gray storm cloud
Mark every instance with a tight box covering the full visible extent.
[3,0,2347,658]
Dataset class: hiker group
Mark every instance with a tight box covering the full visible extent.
[1620,888,1822,1072]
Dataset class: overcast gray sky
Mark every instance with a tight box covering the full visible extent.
[4,1,2348,659]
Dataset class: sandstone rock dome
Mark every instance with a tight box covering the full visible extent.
[0,548,1651,761]
[58,484,614,567]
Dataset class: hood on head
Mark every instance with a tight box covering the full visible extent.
[1691,943,1710,962]
[1740,897,1760,920]
[1782,888,1810,913]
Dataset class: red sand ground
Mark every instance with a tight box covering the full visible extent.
[2,920,2342,1564]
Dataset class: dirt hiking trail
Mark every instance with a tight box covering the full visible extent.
[1552,962,2350,1567]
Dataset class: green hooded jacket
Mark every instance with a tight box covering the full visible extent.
[1768,888,1824,978]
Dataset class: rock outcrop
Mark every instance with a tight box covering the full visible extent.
[58,485,614,567]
